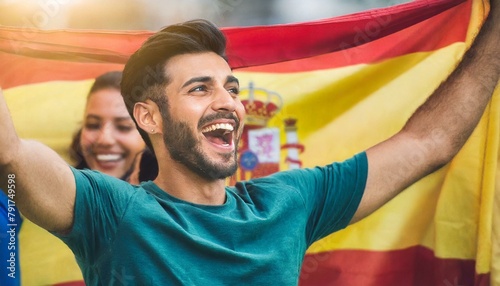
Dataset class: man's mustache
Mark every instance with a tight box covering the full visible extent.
[198,113,241,131]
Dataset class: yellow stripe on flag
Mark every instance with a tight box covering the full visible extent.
[20,221,83,285]
[4,81,91,162]
[489,86,500,282]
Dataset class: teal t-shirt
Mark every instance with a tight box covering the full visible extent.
[57,152,368,285]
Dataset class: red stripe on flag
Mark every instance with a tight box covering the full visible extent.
[237,0,471,72]
[0,0,466,88]
[0,52,123,89]
[299,246,489,286]
[226,0,467,69]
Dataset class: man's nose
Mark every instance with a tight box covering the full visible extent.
[212,87,237,112]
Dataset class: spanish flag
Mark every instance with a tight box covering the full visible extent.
[1,0,498,285]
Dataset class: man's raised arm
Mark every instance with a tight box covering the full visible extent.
[351,2,500,223]
[0,89,76,233]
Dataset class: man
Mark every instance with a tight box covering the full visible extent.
[1,3,499,285]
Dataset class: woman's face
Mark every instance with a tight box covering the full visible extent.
[80,88,145,179]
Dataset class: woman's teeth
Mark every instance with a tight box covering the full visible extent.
[96,154,121,162]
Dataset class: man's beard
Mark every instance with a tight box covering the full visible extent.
[161,112,240,181]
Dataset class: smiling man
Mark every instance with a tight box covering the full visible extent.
[1,4,500,285]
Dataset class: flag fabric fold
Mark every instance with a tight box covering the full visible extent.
[0,0,497,285]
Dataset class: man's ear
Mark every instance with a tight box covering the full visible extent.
[134,99,162,135]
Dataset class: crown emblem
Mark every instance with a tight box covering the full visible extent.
[240,82,283,127]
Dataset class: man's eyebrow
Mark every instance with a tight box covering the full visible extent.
[181,76,212,88]
[181,75,239,89]
[226,75,239,85]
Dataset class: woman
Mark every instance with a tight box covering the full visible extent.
[70,71,157,182]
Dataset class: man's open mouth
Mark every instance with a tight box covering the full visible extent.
[201,123,234,146]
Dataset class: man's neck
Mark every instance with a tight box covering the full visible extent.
[154,162,227,205]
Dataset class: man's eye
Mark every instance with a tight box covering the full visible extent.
[228,87,240,95]
[190,86,207,92]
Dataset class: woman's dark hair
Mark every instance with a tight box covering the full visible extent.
[88,71,122,98]
[69,127,87,170]
[121,19,227,153]
[138,147,158,182]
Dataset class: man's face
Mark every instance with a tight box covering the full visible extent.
[160,52,245,181]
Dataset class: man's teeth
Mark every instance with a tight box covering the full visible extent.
[96,154,121,161]
[201,123,234,133]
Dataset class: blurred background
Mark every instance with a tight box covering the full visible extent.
[0,0,411,31]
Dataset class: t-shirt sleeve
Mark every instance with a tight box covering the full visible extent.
[269,152,368,245]
[54,167,137,265]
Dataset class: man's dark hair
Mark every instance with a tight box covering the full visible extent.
[121,19,227,152]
